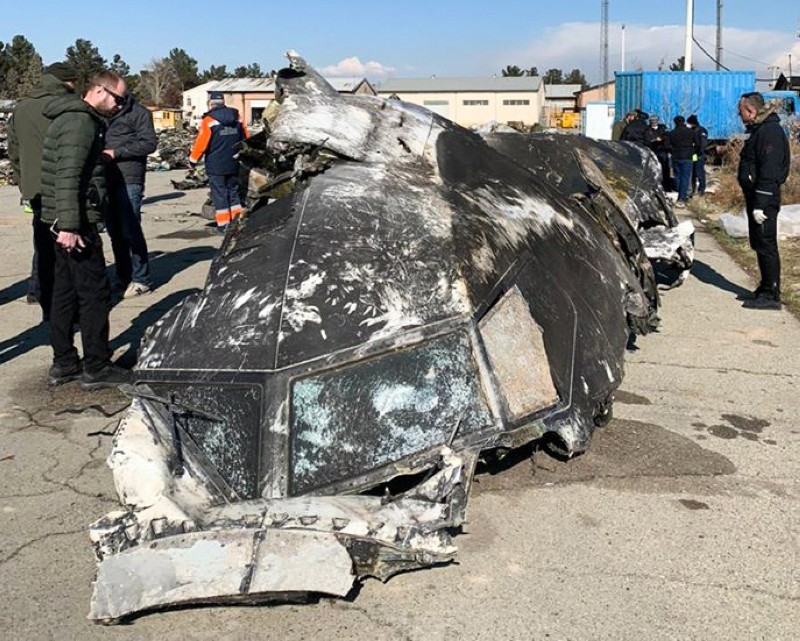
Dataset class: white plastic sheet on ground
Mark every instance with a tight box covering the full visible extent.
[720,204,800,238]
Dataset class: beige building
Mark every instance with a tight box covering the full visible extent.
[542,84,582,127]
[576,81,616,109]
[183,76,377,127]
[378,76,545,128]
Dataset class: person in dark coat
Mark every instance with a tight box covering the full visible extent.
[668,115,696,206]
[737,92,791,309]
[7,62,78,319]
[40,70,132,389]
[687,114,708,196]
[103,85,158,298]
[620,109,649,145]
[188,92,250,233]
[644,114,672,191]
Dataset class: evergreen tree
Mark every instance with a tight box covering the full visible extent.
[564,68,589,89]
[233,63,263,78]
[0,41,7,97]
[502,65,523,77]
[4,35,43,99]
[109,53,130,77]
[109,53,140,96]
[543,68,564,85]
[200,65,230,82]
[168,48,199,90]
[65,38,106,93]
[501,65,539,77]
[669,55,693,71]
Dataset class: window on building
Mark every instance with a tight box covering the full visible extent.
[251,107,265,123]
[423,100,450,106]
[503,99,530,106]
[463,100,489,106]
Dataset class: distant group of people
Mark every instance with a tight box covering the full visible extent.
[615,92,790,311]
[615,109,708,207]
[7,62,249,389]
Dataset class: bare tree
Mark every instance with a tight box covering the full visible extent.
[138,57,179,106]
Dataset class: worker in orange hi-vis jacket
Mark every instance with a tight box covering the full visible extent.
[188,91,250,233]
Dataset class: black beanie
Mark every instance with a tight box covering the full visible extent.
[686,114,699,126]
[44,62,79,82]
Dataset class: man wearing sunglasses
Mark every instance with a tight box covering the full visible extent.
[102,79,157,299]
[39,70,132,389]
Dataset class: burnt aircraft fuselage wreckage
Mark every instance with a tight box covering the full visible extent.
[89,52,693,622]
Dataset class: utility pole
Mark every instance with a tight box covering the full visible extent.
[621,24,626,72]
[684,0,694,70]
[601,0,609,99]
[715,0,723,70]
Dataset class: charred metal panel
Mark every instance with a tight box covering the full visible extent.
[273,163,466,368]
[92,52,676,621]
[289,332,492,493]
[479,287,558,419]
[481,132,676,229]
[137,196,299,372]
[148,382,262,498]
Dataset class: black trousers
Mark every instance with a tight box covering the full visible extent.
[27,203,56,320]
[50,227,112,372]
[745,191,781,296]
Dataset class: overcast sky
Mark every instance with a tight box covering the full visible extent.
[2,0,798,84]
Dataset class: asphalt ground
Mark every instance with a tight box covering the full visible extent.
[0,171,797,640]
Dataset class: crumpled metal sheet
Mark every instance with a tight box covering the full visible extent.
[480,132,695,288]
[89,399,472,622]
[90,51,669,622]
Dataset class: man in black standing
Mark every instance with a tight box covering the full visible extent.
[737,92,791,310]
[40,70,132,388]
[620,109,649,145]
[687,114,708,196]
[7,62,78,320]
[644,114,672,191]
[103,81,158,298]
[668,115,695,207]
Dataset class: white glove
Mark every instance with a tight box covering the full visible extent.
[752,209,767,225]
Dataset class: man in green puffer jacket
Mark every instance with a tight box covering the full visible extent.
[40,70,132,389]
[7,62,78,318]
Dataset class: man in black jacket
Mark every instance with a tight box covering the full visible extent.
[687,114,708,196]
[620,109,649,145]
[668,115,696,206]
[737,92,791,310]
[7,62,78,320]
[644,115,672,191]
[103,83,157,298]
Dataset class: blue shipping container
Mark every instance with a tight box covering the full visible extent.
[614,71,756,140]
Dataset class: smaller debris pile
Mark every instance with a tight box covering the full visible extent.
[147,127,196,171]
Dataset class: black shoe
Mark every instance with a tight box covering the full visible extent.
[742,295,782,310]
[47,362,82,386]
[80,363,133,391]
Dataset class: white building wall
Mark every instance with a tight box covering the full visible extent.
[182,81,219,126]
[382,90,544,127]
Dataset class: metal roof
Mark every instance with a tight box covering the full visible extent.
[545,84,582,98]
[378,76,542,93]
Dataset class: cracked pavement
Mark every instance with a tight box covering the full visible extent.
[1,173,798,640]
